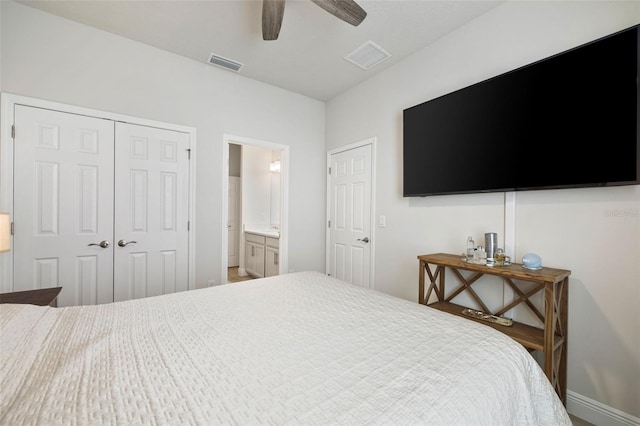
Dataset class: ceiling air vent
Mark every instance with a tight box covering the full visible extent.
[344,41,391,70]
[207,53,243,72]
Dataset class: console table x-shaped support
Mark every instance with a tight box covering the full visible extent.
[418,253,570,405]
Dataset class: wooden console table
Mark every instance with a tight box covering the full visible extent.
[418,253,570,404]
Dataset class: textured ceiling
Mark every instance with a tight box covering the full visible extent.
[17,0,503,101]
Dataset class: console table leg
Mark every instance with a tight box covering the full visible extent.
[543,282,555,389]
[419,260,425,304]
[558,278,569,404]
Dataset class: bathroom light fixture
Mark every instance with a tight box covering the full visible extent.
[270,160,281,172]
[0,212,10,253]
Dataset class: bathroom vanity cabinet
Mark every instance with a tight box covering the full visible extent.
[244,231,279,278]
[265,237,280,277]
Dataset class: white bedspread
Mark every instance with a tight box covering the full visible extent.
[1,271,571,425]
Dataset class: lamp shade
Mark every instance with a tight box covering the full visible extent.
[0,212,10,253]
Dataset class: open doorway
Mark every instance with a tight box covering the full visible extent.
[222,134,289,284]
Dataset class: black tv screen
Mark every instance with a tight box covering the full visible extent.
[403,25,639,197]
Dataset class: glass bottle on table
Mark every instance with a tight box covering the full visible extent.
[466,236,475,260]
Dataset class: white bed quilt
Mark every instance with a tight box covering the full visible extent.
[1,271,571,425]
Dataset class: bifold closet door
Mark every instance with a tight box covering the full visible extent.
[13,105,115,307]
[13,106,191,307]
[113,122,190,302]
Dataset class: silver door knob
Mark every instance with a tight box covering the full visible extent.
[88,240,110,248]
[357,237,370,243]
[118,239,137,247]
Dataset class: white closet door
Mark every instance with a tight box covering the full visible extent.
[13,105,115,306]
[113,122,190,301]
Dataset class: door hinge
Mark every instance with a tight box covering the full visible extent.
[11,125,15,139]
[11,222,14,235]
[186,148,191,160]
[187,221,190,231]
[328,220,331,228]
[328,166,331,175]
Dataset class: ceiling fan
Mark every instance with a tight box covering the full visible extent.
[262,0,367,40]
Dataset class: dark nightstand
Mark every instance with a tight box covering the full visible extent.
[0,287,62,307]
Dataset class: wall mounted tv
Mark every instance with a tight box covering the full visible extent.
[403,25,639,197]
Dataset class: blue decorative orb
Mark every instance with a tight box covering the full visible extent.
[522,253,542,269]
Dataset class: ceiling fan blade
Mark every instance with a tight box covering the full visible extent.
[310,0,367,27]
[262,0,285,40]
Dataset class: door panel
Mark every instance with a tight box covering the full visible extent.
[13,105,191,306]
[329,144,372,288]
[113,123,190,301]
[228,176,240,267]
[13,105,115,306]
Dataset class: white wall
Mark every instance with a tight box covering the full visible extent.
[270,150,282,228]
[326,1,640,420]
[2,0,639,420]
[242,145,272,227]
[0,0,326,286]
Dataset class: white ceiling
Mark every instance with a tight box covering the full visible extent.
[17,0,503,101]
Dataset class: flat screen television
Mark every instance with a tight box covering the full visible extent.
[403,25,639,197]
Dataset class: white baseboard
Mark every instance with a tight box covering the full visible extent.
[567,390,640,426]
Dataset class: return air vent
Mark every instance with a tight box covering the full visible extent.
[344,41,391,70]
[207,53,243,72]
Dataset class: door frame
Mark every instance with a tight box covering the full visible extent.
[221,134,289,284]
[325,137,377,289]
[0,92,197,293]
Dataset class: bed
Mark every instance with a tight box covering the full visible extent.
[1,271,571,425]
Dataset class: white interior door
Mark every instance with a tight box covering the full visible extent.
[13,105,115,306]
[113,122,190,301]
[328,143,372,288]
[228,176,240,267]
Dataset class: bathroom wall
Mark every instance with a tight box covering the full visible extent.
[242,145,272,228]
[270,150,281,229]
